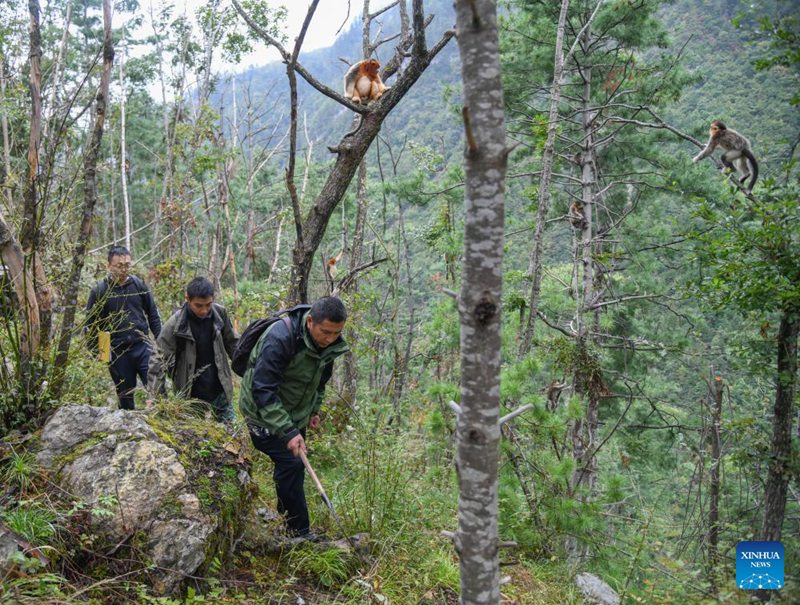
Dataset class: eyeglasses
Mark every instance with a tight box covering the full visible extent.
[111,262,132,269]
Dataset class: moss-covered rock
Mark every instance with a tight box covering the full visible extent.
[36,404,255,596]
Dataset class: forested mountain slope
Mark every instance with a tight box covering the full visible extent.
[0,0,797,603]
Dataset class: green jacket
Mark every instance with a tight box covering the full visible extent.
[148,303,239,404]
[239,308,349,442]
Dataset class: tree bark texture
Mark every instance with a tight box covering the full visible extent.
[518,0,570,358]
[761,311,798,542]
[0,59,12,209]
[49,0,114,402]
[453,1,506,604]
[119,41,132,250]
[707,374,723,595]
[20,0,45,355]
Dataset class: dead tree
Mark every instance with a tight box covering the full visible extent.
[232,0,454,303]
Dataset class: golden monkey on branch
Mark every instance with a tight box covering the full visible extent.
[343,59,389,103]
[692,120,759,192]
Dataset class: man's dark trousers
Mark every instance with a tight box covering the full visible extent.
[109,341,151,410]
[249,427,309,536]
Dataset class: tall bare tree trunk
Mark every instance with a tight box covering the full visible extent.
[119,39,132,250]
[518,0,570,357]
[119,38,132,250]
[568,29,598,564]
[49,0,114,402]
[20,0,48,360]
[242,209,255,279]
[761,311,798,542]
[0,217,38,357]
[707,373,723,595]
[0,59,13,209]
[42,2,72,146]
[342,159,368,413]
[452,1,506,603]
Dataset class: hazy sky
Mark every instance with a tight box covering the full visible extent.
[181,0,394,70]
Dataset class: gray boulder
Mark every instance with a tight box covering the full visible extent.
[575,572,620,605]
[37,404,252,595]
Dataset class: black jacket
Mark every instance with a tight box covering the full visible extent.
[85,275,162,350]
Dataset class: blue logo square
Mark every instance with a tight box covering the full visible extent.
[737,541,784,590]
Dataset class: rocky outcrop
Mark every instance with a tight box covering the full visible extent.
[37,405,253,595]
[575,572,621,605]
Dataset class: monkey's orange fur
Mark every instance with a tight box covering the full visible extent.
[343,59,388,103]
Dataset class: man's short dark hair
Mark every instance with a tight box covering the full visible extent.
[186,277,215,300]
[309,296,347,323]
[108,245,131,262]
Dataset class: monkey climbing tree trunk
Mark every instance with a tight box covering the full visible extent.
[49,0,114,403]
[761,310,798,542]
[452,1,506,603]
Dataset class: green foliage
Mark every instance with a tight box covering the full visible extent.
[687,179,800,314]
[0,450,39,494]
[1,502,58,543]
[285,545,354,589]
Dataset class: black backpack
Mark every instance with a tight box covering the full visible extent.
[230,305,310,377]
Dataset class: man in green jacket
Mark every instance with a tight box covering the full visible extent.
[148,277,239,422]
[239,296,349,539]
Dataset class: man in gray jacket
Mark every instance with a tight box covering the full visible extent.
[148,277,238,422]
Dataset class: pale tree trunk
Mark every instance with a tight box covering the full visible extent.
[1,59,13,209]
[42,2,71,146]
[707,373,724,596]
[50,0,114,402]
[567,29,598,563]
[119,39,132,250]
[267,212,284,284]
[0,217,39,356]
[242,209,255,279]
[761,311,798,542]
[518,0,570,357]
[341,159,368,414]
[20,0,51,360]
[452,1,506,603]
[151,2,170,257]
[393,198,415,416]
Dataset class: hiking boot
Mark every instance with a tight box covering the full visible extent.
[292,529,325,543]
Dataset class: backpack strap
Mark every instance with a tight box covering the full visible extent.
[94,275,149,314]
[249,315,294,373]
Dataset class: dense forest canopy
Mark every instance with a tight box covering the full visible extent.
[0,0,797,603]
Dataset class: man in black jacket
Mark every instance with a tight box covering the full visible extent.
[86,246,162,410]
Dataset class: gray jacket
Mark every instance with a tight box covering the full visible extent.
[148,303,238,403]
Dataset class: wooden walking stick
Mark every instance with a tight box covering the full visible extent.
[298,450,369,568]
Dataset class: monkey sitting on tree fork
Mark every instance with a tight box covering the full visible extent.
[343,59,389,103]
[692,120,759,192]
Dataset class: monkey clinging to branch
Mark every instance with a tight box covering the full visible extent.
[692,120,759,192]
[343,59,389,103]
